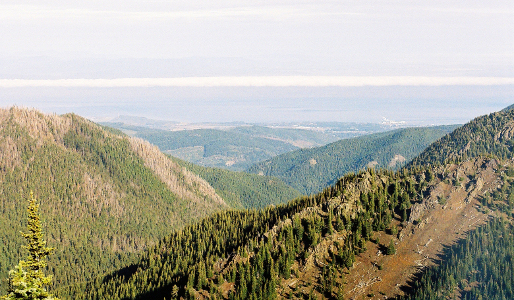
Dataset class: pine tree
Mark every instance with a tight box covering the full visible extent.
[327,211,334,236]
[1,192,59,300]
[387,239,396,255]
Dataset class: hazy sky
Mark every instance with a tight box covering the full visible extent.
[1,1,512,76]
[0,1,513,123]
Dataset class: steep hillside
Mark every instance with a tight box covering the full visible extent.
[75,109,514,300]
[400,218,513,300]
[410,109,514,166]
[172,157,302,209]
[102,123,339,171]
[0,107,228,294]
[248,126,458,195]
[75,155,513,300]
[501,103,514,111]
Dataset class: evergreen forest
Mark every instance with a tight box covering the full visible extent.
[0,108,303,296]
[248,125,458,195]
[102,124,338,171]
[1,106,514,300]
[171,157,301,209]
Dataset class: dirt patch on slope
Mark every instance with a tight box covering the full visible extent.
[343,157,502,300]
[388,154,406,167]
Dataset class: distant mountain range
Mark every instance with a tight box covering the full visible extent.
[3,105,513,300]
[247,125,459,195]
[102,119,414,171]
[74,106,514,300]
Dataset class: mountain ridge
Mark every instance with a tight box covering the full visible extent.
[0,107,225,294]
[170,156,302,209]
[72,107,514,300]
[102,121,408,172]
[247,125,459,195]
[410,109,514,166]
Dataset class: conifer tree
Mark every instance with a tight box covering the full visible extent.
[1,192,59,300]
[327,211,334,236]
[387,239,396,255]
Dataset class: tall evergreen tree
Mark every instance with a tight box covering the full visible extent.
[1,192,58,300]
[387,239,396,255]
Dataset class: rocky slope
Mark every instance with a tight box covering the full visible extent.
[74,108,514,300]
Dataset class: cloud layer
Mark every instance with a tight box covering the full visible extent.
[1,76,513,88]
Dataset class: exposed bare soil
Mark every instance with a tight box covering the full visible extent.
[206,157,508,300]
[273,157,506,300]
[343,158,502,300]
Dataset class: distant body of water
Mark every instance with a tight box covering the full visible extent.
[1,85,512,125]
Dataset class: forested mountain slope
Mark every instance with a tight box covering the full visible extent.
[75,108,514,300]
[247,125,458,195]
[70,164,424,299]
[501,103,514,112]
[171,157,301,209]
[102,123,339,171]
[410,109,514,166]
[400,218,513,300]
[0,107,228,294]
[75,156,512,300]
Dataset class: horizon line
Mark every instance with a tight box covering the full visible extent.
[1,76,514,87]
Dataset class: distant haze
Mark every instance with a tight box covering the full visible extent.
[2,85,512,125]
[1,1,512,78]
[0,1,512,123]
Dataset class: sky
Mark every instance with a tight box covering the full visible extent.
[0,1,513,124]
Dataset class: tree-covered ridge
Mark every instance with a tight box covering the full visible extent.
[401,155,514,300]
[501,103,514,112]
[247,126,457,195]
[74,105,514,300]
[401,218,513,300]
[139,127,297,153]
[74,154,514,300]
[0,107,227,294]
[102,123,340,171]
[4,106,513,299]
[107,125,299,171]
[74,161,438,299]
[228,125,338,147]
[171,157,302,209]
[410,109,514,166]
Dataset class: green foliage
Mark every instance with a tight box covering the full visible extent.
[411,109,514,166]
[401,218,514,300]
[102,124,330,171]
[75,163,433,300]
[171,157,302,209]
[248,126,457,194]
[5,107,514,299]
[386,239,396,255]
[0,110,225,296]
[1,193,58,300]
